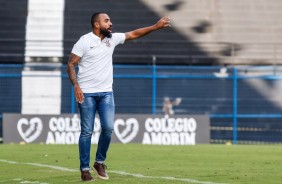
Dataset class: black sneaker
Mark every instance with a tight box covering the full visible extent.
[81,170,94,182]
[93,162,109,180]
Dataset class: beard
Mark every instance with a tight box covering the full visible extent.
[100,27,112,38]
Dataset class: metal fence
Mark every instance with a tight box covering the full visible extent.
[1,64,282,144]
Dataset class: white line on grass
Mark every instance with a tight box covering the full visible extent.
[109,171,226,184]
[0,177,48,184]
[0,159,226,184]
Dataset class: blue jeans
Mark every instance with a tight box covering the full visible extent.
[78,92,115,171]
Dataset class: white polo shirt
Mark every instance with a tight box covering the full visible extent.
[71,32,125,93]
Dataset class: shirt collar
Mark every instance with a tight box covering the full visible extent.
[90,32,101,42]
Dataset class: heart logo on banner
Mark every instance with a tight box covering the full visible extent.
[17,117,43,143]
[114,118,139,144]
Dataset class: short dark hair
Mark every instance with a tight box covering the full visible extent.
[91,12,106,28]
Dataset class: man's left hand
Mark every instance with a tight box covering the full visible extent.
[155,17,171,29]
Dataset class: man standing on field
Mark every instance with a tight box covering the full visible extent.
[67,12,171,181]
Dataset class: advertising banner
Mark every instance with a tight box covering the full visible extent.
[3,113,210,145]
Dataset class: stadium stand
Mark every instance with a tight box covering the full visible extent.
[25,0,64,63]
[0,0,27,63]
[1,0,281,65]
[141,0,282,65]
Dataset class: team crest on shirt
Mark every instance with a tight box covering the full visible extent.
[105,40,111,47]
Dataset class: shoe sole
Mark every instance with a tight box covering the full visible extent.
[92,167,109,180]
[81,178,94,182]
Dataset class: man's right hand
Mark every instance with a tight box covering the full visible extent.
[67,53,83,103]
[74,84,84,104]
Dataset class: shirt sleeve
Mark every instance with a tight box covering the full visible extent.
[71,36,86,57]
[112,33,126,46]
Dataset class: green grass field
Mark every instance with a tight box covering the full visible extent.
[0,143,282,184]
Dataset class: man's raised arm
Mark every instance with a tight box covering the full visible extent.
[125,17,171,41]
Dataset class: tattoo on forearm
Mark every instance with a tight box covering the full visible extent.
[67,54,80,86]
[68,66,78,86]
